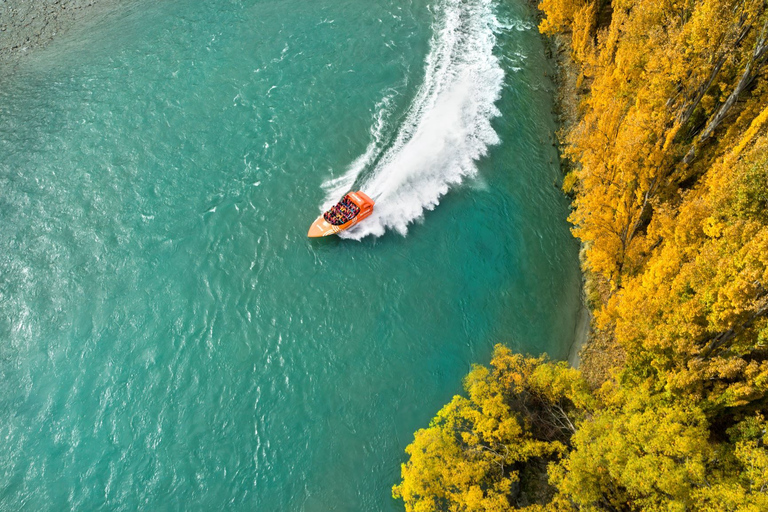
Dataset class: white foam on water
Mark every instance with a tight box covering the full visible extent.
[323,0,505,239]
[321,91,397,211]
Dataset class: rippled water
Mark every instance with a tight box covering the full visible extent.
[0,0,581,509]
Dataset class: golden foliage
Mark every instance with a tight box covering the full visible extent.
[538,0,588,35]
[550,385,712,510]
[601,136,768,410]
[392,347,588,512]
[562,0,768,283]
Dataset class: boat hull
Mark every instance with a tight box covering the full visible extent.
[307,191,375,237]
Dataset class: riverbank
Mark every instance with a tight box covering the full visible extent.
[543,26,629,384]
[541,26,593,370]
[0,0,128,73]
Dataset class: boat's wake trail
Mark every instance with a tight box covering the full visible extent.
[322,0,505,239]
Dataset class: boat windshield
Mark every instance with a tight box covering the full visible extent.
[323,195,360,226]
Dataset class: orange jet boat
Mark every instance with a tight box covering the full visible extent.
[307,191,375,237]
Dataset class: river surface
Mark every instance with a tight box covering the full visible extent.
[0,0,581,509]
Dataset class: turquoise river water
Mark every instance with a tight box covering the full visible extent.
[0,0,581,509]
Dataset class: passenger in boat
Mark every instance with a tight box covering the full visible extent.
[322,195,362,226]
[326,205,344,225]
[340,196,359,217]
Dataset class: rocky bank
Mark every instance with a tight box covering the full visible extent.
[0,0,126,72]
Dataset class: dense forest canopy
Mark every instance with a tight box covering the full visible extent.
[393,0,768,510]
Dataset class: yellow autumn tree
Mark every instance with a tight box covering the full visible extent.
[693,414,768,511]
[549,382,712,510]
[601,134,768,414]
[558,0,768,284]
[537,0,588,35]
[392,346,591,512]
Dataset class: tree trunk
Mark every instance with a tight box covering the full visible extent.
[676,16,752,140]
[684,21,768,164]
[698,298,768,360]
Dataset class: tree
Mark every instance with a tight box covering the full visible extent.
[550,383,711,511]
[392,347,590,512]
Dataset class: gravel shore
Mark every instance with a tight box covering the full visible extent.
[0,0,126,72]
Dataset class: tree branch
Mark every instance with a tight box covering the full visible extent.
[698,297,768,359]
[684,19,768,164]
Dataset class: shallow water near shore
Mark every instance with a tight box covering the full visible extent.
[0,0,581,509]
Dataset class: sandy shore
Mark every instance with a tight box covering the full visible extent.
[567,293,591,368]
[0,0,127,72]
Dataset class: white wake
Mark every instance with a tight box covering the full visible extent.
[322,0,505,239]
